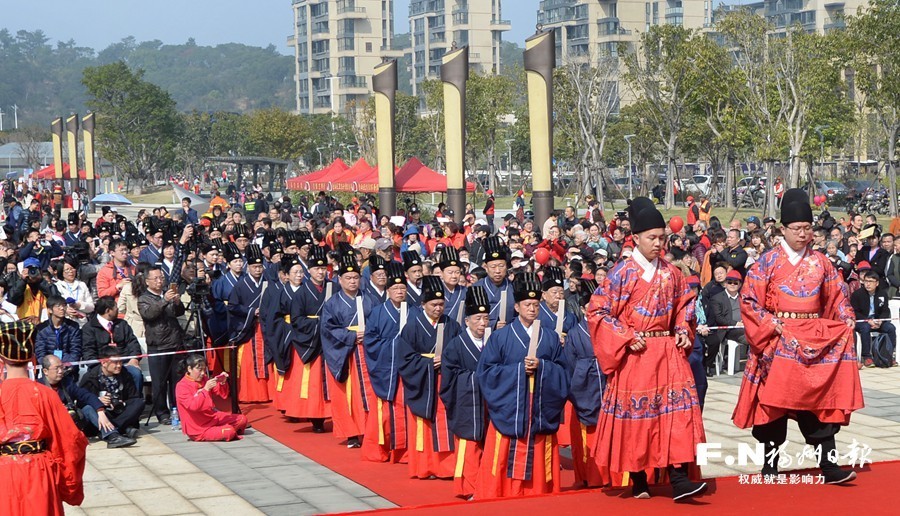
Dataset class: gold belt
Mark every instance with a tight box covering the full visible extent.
[776,312,819,320]
[0,440,46,456]
[637,331,671,338]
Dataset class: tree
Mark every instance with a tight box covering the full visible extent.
[175,111,213,177]
[419,79,445,171]
[848,0,900,216]
[557,52,620,207]
[11,125,49,171]
[82,61,182,188]
[243,108,309,161]
[622,25,706,209]
[467,73,515,193]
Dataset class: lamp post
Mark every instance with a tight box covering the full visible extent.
[505,138,514,177]
[11,105,17,130]
[315,147,324,167]
[624,134,636,199]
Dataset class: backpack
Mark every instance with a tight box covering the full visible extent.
[871,332,895,368]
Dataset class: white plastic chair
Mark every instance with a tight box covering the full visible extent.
[725,339,747,376]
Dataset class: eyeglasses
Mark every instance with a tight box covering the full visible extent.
[725,280,741,285]
[785,225,813,234]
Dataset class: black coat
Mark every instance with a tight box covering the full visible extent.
[138,290,186,351]
[78,365,141,408]
[81,316,143,362]
[855,246,890,278]
[850,286,891,320]
[707,289,743,349]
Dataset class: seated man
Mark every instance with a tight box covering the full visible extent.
[81,296,144,391]
[39,354,137,448]
[706,269,748,375]
[78,346,145,443]
[851,270,898,368]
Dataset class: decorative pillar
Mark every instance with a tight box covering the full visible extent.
[524,30,556,229]
[442,46,468,225]
[373,60,398,217]
[66,114,80,198]
[82,113,98,212]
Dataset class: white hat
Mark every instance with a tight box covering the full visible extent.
[510,250,525,260]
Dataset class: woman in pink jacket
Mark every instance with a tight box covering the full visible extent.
[175,355,248,441]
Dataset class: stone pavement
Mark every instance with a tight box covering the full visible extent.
[64,367,900,515]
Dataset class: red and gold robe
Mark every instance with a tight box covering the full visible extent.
[733,245,863,428]
[587,255,705,474]
[0,378,88,516]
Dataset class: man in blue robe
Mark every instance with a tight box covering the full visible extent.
[402,251,424,305]
[440,285,490,498]
[474,236,515,330]
[361,255,388,317]
[437,246,467,325]
[208,243,243,374]
[396,276,461,479]
[321,254,374,448]
[361,262,409,462]
[538,266,578,339]
[475,272,569,498]
[228,244,272,403]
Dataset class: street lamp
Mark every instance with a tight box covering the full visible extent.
[316,147,325,167]
[814,125,828,179]
[624,134,636,199]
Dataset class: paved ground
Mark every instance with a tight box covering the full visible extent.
[64,367,900,515]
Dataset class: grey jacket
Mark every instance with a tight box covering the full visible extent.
[137,290,185,351]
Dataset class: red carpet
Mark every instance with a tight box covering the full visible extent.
[245,402,889,514]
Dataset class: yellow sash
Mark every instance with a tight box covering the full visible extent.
[455,439,468,478]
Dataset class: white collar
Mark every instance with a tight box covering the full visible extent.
[631,247,659,282]
[370,281,384,296]
[97,314,113,329]
[780,240,807,266]
[289,283,302,292]
[726,291,740,300]
[466,328,484,349]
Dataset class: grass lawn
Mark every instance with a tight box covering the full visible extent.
[124,190,179,205]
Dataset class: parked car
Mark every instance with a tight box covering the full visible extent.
[734,176,767,208]
[844,179,881,202]
[802,180,849,205]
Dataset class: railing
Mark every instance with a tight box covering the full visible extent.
[337,7,366,15]
[665,7,684,17]
[340,76,368,89]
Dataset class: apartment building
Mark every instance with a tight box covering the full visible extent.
[409,0,510,96]
[288,0,403,115]
[720,0,864,34]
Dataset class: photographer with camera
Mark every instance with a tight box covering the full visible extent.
[20,227,64,270]
[137,265,186,425]
[96,240,134,303]
[78,346,143,447]
[9,257,55,322]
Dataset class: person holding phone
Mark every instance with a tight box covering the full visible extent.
[175,354,247,442]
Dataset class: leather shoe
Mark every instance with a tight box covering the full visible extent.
[158,416,172,426]
[106,433,137,449]
[125,427,140,440]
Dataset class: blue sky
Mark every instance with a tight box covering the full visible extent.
[2,0,542,53]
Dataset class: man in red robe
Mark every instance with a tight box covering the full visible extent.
[0,321,88,516]
[733,188,862,484]
[588,197,707,501]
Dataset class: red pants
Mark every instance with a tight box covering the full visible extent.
[282,351,331,419]
[476,423,560,499]
[189,413,249,442]
[361,388,408,463]
[237,342,277,403]
[453,437,483,498]
[325,348,372,440]
[406,409,455,479]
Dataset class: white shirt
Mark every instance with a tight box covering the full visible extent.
[780,240,807,266]
[466,328,485,351]
[631,247,659,282]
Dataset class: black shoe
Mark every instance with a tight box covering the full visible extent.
[669,465,708,501]
[705,366,716,378]
[631,471,651,499]
[125,427,140,440]
[818,438,857,485]
[106,433,137,449]
[311,419,326,433]
[346,436,361,448]
[158,416,172,426]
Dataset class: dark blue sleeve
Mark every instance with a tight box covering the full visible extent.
[34,325,52,362]
[320,298,357,382]
[66,376,103,410]
[531,331,569,434]
[397,322,437,420]
[563,330,602,426]
[65,323,83,364]
[440,337,485,441]
[476,330,528,438]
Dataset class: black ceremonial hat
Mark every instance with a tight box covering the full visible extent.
[245,244,264,265]
[780,188,813,226]
[0,321,36,365]
[402,251,422,271]
[296,231,314,247]
[464,285,490,317]
[386,262,406,286]
[514,272,542,302]
[421,276,445,304]
[541,266,565,291]
[207,238,224,252]
[281,255,302,274]
[233,223,252,240]
[267,241,283,256]
[308,245,328,267]
[370,254,388,272]
[337,241,355,257]
[482,236,508,263]
[223,243,243,263]
[284,231,299,247]
[580,278,598,307]
[338,254,360,276]
[437,246,461,270]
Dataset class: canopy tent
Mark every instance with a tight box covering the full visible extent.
[33,163,87,180]
[286,158,350,191]
[395,157,476,193]
[321,159,375,192]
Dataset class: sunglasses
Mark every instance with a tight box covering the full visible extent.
[725,280,741,285]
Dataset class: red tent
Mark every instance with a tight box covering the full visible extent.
[325,159,375,192]
[395,157,475,193]
[286,158,350,191]
[32,163,87,180]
